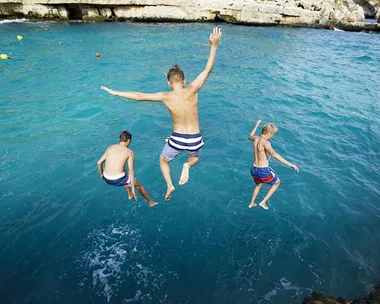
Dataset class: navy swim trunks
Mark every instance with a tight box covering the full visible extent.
[103,172,130,187]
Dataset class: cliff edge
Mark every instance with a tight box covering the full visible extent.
[0,0,379,31]
[302,284,380,304]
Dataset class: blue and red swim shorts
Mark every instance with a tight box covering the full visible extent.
[250,166,278,185]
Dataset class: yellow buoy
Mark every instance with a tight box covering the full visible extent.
[17,35,23,41]
[0,54,10,60]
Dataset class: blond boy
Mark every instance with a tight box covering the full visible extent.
[248,120,299,210]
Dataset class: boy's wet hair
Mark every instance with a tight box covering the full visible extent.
[119,130,132,142]
[261,123,278,135]
[167,64,185,83]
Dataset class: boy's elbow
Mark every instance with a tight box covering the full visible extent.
[135,94,146,101]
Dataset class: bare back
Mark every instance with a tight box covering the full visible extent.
[104,144,132,175]
[253,136,271,168]
[163,88,200,134]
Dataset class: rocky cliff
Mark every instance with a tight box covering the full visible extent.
[0,0,379,31]
[302,284,380,304]
[353,0,379,18]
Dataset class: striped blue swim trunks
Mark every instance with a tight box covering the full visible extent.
[167,132,204,151]
[161,132,204,162]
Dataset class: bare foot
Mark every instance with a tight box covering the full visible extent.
[259,201,269,210]
[179,163,190,185]
[248,202,257,208]
[165,186,175,200]
[149,201,158,208]
[126,187,134,200]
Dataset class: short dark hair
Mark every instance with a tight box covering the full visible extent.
[119,131,132,142]
[167,64,185,83]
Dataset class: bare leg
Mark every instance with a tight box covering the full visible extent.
[249,183,262,208]
[179,156,199,185]
[135,180,158,208]
[160,155,175,200]
[259,179,281,210]
[125,186,134,200]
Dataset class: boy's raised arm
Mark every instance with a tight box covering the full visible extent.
[248,120,262,141]
[188,27,222,93]
[101,86,167,102]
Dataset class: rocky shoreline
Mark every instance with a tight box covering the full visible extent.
[0,0,379,32]
[302,284,380,304]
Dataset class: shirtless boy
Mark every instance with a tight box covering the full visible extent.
[248,120,299,210]
[101,27,222,200]
[97,131,158,208]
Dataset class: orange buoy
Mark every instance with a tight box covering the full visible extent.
[96,52,100,58]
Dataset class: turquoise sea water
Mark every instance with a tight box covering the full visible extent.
[1,21,380,303]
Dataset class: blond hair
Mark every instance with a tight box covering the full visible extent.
[261,123,278,135]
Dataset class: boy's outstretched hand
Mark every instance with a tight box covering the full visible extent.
[101,85,115,95]
[255,120,262,127]
[209,27,222,46]
[290,164,300,173]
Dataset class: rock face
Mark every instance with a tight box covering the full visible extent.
[301,284,380,304]
[0,0,379,31]
[353,0,378,18]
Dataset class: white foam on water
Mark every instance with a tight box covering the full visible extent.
[78,224,178,303]
[123,290,150,303]
[79,225,142,302]
[264,289,277,301]
[0,18,29,24]
[258,278,311,303]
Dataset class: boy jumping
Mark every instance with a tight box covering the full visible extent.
[248,120,299,210]
[97,131,158,208]
[101,27,222,200]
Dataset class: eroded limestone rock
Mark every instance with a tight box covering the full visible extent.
[0,0,375,30]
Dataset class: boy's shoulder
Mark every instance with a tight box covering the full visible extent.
[125,147,134,157]
[107,144,119,150]
[258,137,271,147]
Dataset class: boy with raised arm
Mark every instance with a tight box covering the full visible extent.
[248,120,299,210]
[97,131,158,208]
[101,27,222,201]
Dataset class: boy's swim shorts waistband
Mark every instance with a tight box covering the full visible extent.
[103,172,130,187]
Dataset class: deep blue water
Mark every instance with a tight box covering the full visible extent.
[1,20,380,304]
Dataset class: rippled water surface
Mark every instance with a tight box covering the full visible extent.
[1,21,380,303]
